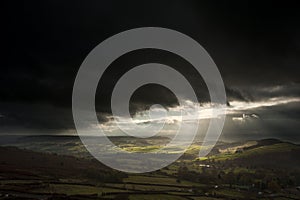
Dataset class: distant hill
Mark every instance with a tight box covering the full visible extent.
[0,135,171,158]
[203,139,300,170]
[1,135,300,171]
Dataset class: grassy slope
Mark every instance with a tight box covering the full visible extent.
[208,143,300,161]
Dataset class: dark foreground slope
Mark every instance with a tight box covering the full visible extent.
[0,146,127,199]
[0,146,124,182]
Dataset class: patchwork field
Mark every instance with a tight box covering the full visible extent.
[0,136,300,199]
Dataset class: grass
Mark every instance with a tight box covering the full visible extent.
[129,194,187,200]
[202,143,300,161]
[124,175,201,187]
[106,183,180,191]
[191,197,221,200]
[214,188,245,199]
[125,175,178,184]
[233,167,255,174]
[160,164,179,175]
[123,145,161,153]
[0,180,42,184]
[31,183,127,195]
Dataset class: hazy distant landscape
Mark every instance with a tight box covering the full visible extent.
[1,135,299,200]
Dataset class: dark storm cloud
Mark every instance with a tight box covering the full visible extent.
[225,87,253,102]
[2,1,300,133]
[248,83,300,101]
[0,102,74,133]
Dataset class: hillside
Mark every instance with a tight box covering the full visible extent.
[0,146,125,182]
[1,137,300,199]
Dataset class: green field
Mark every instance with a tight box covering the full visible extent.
[201,143,300,161]
[1,136,300,199]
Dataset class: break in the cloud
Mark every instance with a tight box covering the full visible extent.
[228,97,300,112]
[119,96,300,123]
[98,96,300,141]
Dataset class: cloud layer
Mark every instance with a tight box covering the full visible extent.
[1,1,300,142]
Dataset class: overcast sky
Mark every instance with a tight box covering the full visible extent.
[2,1,300,141]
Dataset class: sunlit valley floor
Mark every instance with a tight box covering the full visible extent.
[0,135,300,200]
